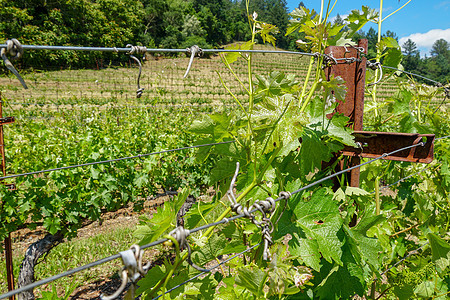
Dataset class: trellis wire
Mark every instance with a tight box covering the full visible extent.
[0,44,318,57]
[1,42,449,298]
[373,165,432,194]
[380,242,429,277]
[152,243,261,300]
[0,139,435,299]
[0,140,234,181]
[381,65,442,86]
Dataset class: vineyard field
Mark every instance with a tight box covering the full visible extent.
[0,38,449,299]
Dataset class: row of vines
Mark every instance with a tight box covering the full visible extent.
[1,0,449,299]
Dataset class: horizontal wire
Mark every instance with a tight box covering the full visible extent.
[0,44,317,56]
[0,140,430,299]
[367,133,450,193]
[0,141,234,181]
[288,142,425,196]
[381,65,442,86]
[152,243,260,300]
[380,242,429,276]
[436,135,450,141]
[371,164,432,195]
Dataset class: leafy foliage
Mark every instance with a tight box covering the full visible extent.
[1,0,449,298]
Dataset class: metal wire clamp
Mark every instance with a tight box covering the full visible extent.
[169,226,209,272]
[367,61,383,87]
[126,44,146,98]
[100,244,150,300]
[184,45,203,78]
[1,39,28,89]
[227,162,278,260]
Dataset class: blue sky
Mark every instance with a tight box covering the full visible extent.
[285,1,450,56]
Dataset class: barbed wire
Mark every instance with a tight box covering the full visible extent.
[0,140,234,181]
[0,139,435,299]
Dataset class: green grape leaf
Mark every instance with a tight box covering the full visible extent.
[427,233,450,273]
[377,37,400,52]
[224,41,254,65]
[320,75,347,103]
[252,94,305,155]
[286,7,317,36]
[345,6,378,37]
[134,188,189,245]
[393,284,415,300]
[209,157,239,184]
[327,114,356,146]
[388,90,412,115]
[191,234,226,266]
[217,276,250,299]
[43,217,61,235]
[295,188,343,265]
[299,128,333,178]
[277,188,343,270]
[189,116,215,135]
[255,22,279,47]
[136,264,166,296]
[235,265,268,297]
[316,241,366,299]
[383,48,402,68]
[345,209,384,269]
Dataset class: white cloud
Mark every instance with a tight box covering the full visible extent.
[399,28,450,55]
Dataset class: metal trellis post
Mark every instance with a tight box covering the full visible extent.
[0,95,15,300]
[325,39,435,188]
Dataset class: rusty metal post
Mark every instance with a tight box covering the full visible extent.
[0,96,15,300]
[325,39,368,187]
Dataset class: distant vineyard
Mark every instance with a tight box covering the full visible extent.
[1,47,445,108]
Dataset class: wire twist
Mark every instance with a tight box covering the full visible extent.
[169,226,209,272]
[322,53,338,68]
[100,244,150,300]
[1,39,28,89]
[227,162,286,260]
[126,44,145,98]
[184,45,203,78]
[367,61,383,86]
[127,45,147,55]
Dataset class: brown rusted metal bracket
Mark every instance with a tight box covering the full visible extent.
[343,131,434,163]
[0,116,15,125]
[325,40,435,189]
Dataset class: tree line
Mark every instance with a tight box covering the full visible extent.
[0,0,294,68]
[1,0,448,83]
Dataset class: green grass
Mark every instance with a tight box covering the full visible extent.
[0,222,139,295]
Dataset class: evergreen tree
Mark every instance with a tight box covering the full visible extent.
[366,27,378,58]
[383,30,398,41]
[333,13,344,26]
[430,39,449,57]
[402,39,420,71]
